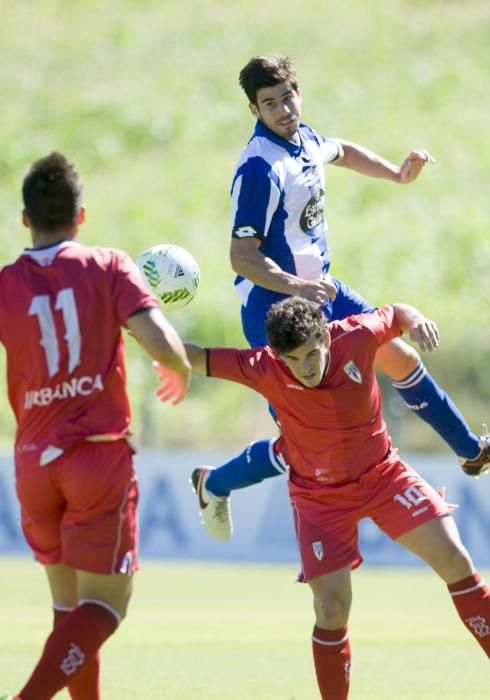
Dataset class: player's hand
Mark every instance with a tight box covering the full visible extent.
[152,361,188,406]
[296,275,337,305]
[408,317,440,352]
[398,150,435,184]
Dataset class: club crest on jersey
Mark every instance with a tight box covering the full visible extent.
[312,541,324,561]
[343,360,362,384]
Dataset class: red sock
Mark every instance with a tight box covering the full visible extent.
[18,602,118,700]
[53,608,101,700]
[448,571,490,657]
[312,625,352,700]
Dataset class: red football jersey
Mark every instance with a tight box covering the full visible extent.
[208,305,402,484]
[0,241,158,469]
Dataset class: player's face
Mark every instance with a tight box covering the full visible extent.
[279,331,330,388]
[251,81,302,141]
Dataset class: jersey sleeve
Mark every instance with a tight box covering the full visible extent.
[319,136,341,164]
[207,346,269,390]
[230,157,281,240]
[357,305,402,345]
[111,250,159,326]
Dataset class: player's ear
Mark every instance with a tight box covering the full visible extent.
[324,328,331,349]
[22,209,30,228]
[249,102,259,118]
[77,206,86,225]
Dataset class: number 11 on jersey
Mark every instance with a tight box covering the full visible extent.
[29,288,81,378]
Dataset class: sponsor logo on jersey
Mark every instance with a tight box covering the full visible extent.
[24,374,104,409]
[300,187,325,232]
[343,360,362,384]
[17,443,38,453]
[312,541,324,560]
[286,383,305,391]
[232,225,259,239]
[314,467,333,481]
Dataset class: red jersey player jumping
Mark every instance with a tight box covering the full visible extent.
[0,153,191,700]
[156,296,490,699]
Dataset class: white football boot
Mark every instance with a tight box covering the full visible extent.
[190,467,233,541]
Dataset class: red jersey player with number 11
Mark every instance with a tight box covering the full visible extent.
[155,297,490,699]
[0,152,191,700]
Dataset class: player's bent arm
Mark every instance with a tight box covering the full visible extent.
[333,141,434,184]
[230,237,336,304]
[230,237,301,293]
[127,307,191,380]
[333,140,400,181]
[392,303,440,352]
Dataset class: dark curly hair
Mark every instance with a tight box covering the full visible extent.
[266,297,327,354]
[239,55,299,105]
[22,152,83,234]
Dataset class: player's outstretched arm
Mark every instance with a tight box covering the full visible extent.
[183,343,207,374]
[392,303,440,352]
[127,307,191,404]
[333,140,434,184]
[230,237,336,304]
[153,343,206,405]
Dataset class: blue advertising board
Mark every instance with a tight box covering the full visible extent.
[0,450,489,567]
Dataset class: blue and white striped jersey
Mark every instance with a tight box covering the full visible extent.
[230,120,340,314]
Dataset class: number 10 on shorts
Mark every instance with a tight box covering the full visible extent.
[393,486,427,510]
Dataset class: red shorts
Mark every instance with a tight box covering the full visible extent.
[16,440,139,575]
[289,451,453,582]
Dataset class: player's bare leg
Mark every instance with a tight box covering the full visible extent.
[308,566,353,700]
[396,514,471,582]
[77,569,134,620]
[397,515,490,657]
[45,563,78,608]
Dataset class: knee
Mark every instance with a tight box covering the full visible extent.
[433,542,474,584]
[313,590,351,629]
[375,340,420,381]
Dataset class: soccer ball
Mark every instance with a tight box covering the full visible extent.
[136,244,200,311]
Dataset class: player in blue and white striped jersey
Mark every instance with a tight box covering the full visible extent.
[190,55,489,542]
[231,119,343,345]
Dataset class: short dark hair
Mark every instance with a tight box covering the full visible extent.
[266,297,327,354]
[239,55,299,105]
[22,152,83,234]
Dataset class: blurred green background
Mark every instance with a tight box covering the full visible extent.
[0,0,488,451]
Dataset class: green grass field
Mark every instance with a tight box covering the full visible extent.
[0,557,488,698]
[0,0,489,451]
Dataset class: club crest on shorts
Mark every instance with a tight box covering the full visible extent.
[343,360,362,384]
[312,541,324,560]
